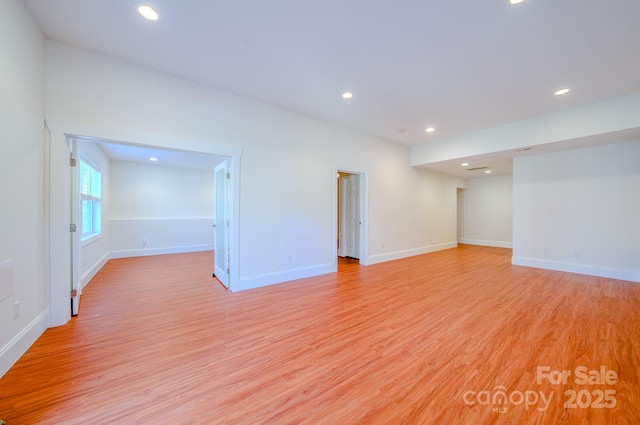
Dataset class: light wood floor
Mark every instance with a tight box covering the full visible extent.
[1,245,639,424]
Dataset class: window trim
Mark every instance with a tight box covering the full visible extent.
[79,156,102,242]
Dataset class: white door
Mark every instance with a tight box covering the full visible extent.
[69,138,82,315]
[213,160,230,287]
[340,174,360,259]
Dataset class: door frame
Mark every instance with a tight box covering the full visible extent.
[456,187,469,244]
[47,120,242,327]
[334,168,368,266]
[213,159,230,288]
[69,138,81,315]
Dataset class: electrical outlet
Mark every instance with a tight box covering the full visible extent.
[288,254,292,263]
[572,250,579,257]
[13,301,20,320]
[544,247,550,254]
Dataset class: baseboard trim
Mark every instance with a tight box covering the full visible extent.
[81,252,110,289]
[110,244,214,259]
[511,256,640,283]
[0,309,50,378]
[367,242,458,265]
[458,238,512,249]
[237,262,336,292]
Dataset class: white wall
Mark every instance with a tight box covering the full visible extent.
[110,161,214,219]
[44,41,465,291]
[0,0,47,377]
[109,160,215,257]
[78,140,110,288]
[512,140,640,282]
[459,175,513,248]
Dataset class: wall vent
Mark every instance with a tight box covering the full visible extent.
[466,166,489,171]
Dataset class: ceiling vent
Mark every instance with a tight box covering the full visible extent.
[515,147,533,152]
[466,166,489,171]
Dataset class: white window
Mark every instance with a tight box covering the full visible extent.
[80,158,102,240]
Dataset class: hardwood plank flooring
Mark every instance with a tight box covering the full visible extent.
[1,245,639,424]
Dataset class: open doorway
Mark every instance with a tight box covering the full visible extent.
[71,136,227,313]
[456,187,468,244]
[337,171,365,264]
[48,129,241,326]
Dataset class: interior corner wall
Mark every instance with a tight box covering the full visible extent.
[77,140,110,288]
[44,41,466,291]
[512,140,640,282]
[366,167,467,265]
[460,174,513,248]
[109,160,215,258]
[0,0,47,378]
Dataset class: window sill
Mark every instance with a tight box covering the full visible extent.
[81,233,102,247]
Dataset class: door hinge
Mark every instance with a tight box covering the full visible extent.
[226,268,230,275]
[226,172,230,179]
[70,223,77,232]
[71,289,78,297]
[226,219,230,226]
[70,156,77,167]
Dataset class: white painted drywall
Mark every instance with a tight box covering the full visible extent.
[110,161,214,219]
[44,41,466,291]
[512,140,640,282]
[0,0,48,377]
[461,175,513,248]
[109,218,215,258]
[109,160,215,256]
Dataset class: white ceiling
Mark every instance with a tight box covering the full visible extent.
[25,0,640,175]
[422,126,640,178]
[97,142,224,170]
[76,137,224,170]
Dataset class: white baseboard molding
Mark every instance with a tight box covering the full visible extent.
[237,262,336,292]
[511,256,640,283]
[110,244,214,259]
[81,252,110,289]
[0,309,49,378]
[458,238,513,249]
[367,242,458,265]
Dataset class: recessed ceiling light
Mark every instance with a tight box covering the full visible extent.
[342,92,353,99]
[461,162,469,167]
[149,157,158,161]
[554,88,570,96]
[138,5,159,21]
[510,0,525,4]
[425,127,435,133]
[484,170,492,174]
